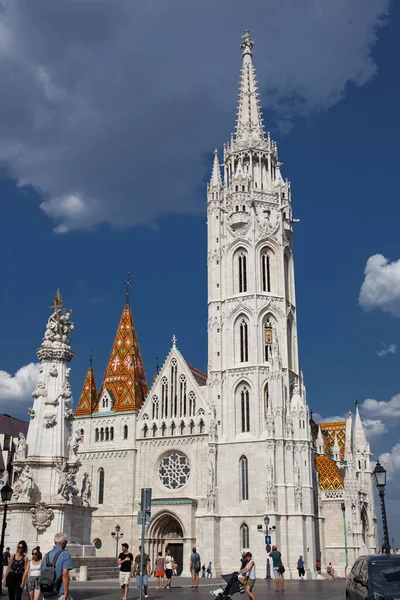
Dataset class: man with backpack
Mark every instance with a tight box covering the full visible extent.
[40,533,73,600]
[189,547,201,590]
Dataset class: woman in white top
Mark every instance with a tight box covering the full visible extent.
[22,547,42,600]
[238,552,256,600]
[164,549,175,590]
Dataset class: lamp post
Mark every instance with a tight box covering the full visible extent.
[111,524,123,558]
[263,516,272,580]
[373,461,390,554]
[0,484,13,595]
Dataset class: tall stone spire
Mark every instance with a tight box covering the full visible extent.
[75,357,98,416]
[209,149,222,190]
[354,399,369,453]
[96,302,148,412]
[235,30,265,146]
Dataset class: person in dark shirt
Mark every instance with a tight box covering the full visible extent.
[117,543,133,600]
[3,548,10,567]
[133,546,150,599]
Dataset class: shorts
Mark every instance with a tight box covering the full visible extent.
[191,569,200,576]
[119,571,131,586]
[155,569,165,577]
[165,569,173,579]
[273,568,282,578]
[27,577,40,591]
[247,579,256,589]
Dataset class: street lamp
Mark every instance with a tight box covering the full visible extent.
[0,484,13,595]
[373,461,390,554]
[111,524,123,558]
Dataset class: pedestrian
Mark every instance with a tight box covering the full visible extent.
[133,546,150,599]
[327,563,334,580]
[189,547,201,590]
[238,552,256,600]
[118,543,133,600]
[207,562,212,578]
[22,547,42,600]
[240,553,247,570]
[201,565,206,578]
[297,556,305,580]
[3,548,10,567]
[3,540,28,600]
[41,532,74,600]
[164,549,175,590]
[316,559,321,574]
[269,545,285,593]
[155,552,165,590]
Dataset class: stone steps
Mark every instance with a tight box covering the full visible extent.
[72,557,119,580]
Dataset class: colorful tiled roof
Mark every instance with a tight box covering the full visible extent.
[75,363,98,416]
[95,304,148,412]
[315,455,344,491]
[188,364,207,387]
[320,421,346,460]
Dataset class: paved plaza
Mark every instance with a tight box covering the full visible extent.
[68,578,346,600]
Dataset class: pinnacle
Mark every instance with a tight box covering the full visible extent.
[209,148,222,189]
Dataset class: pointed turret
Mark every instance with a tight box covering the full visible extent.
[235,30,265,145]
[95,303,148,412]
[75,358,98,416]
[332,431,341,463]
[316,425,325,455]
[353,399,369,454]
[344,411,353,461]
[209,149,222,190]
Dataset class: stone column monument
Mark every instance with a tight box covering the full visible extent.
[6,291,95,556]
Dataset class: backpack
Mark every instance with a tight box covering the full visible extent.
[40,549,64,596]
[193,553,201,571]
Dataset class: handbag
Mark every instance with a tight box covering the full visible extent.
[278,563,285,575]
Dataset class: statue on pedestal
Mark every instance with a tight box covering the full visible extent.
[55,464,79,503]
[13,466,34,502]
[81,473,91,507]
[68,431,81,462]
[15,433,27,461]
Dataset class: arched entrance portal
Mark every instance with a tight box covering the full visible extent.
[147,512,185,575]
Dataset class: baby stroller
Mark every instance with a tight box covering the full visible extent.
[210,573,245,599]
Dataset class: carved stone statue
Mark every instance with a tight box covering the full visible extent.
[15,433,26,461]
[28,407,35,419]
[56,464,79,503]
[81,473,91,507]
[209,420,217,443]
[13,465,34,501]
[43,413,57,428]
[68,431,81,462]
[32,380,47,399]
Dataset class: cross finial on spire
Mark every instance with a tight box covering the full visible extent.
[355,398,359,408]
[49,289,64,336]
[90,349,93,368]
[240,29,254,57]
[172,334,177,347]
[125,272,132,304]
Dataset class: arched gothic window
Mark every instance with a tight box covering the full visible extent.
[199,420,205,434]
[152,396,159,420]
[241,387,250,432]
[143,424,148,438]
[161,377,168,419]
[95,428,99,442]
[240,523,250,549]
[179,375,187,417]
[123,424,128,440]
[98,468,105,504]
[238,252,247,293]
[110,426,114,441]
[105,427,109,441]
[239,456,249,500]
[261,250,272,292]
[264,383,269,420]
[287,319,293,370]
[100,427,104,442]
[264,321,273,362]
[170,359,178,418]
[239,319,249,363]
[189,391,196,417]
[152,423,157,438]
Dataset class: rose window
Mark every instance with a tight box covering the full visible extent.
[159,451,190,490]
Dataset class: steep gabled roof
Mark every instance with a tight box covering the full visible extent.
[315,455,344,491]
[95,303,148,413]
[188,364,207,387]
[75,362,98,416]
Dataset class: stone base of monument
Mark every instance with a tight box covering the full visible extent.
[4,502,97,556]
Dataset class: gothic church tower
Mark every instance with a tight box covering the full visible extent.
[207,30,315,574]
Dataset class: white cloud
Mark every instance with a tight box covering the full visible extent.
[359,255,400,318]
[379,442,400,479]
[362,419,388,440]
[377,343,397,357]
[0,363,40,406]
[362,394,400,421]
[0,0,391,231]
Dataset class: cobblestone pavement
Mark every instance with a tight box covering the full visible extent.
[69,577,346,600]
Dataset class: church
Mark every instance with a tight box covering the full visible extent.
[6,30,377,579]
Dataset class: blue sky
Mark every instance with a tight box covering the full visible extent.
[0,0,400,543]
